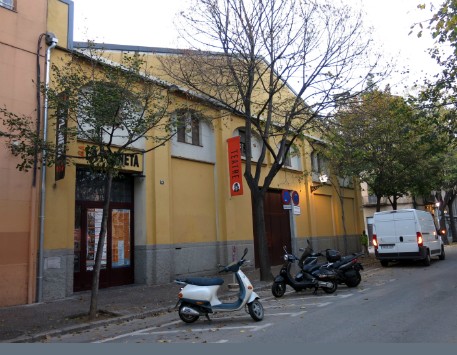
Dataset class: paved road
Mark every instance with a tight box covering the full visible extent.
[43,248,457,343]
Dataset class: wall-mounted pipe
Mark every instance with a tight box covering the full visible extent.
[36,33,58,303]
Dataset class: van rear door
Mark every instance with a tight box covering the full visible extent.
[374,212,398,253]
[393,211,417,253]
[374,211,418,254]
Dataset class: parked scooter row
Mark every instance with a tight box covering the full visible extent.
[271,239,364,298]
[173,243,364,324]
[299,239,364,288]
[271,245,338,297]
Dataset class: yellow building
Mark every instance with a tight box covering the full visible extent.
[0,0,364,305]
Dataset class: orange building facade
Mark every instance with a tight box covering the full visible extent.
[0,0,74,307]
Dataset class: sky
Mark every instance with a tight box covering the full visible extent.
[72,0,444,96]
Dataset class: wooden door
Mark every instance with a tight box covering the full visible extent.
[253,189,292,267]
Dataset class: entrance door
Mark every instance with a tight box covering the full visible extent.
[73,168,134,292]
[253,189,292,267]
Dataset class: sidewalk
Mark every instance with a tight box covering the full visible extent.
[0,265,282,343]
[0,256,378,343]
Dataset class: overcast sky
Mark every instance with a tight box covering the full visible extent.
[73,0,443,95]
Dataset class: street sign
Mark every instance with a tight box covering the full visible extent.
[292,191,299,205]
[281,190,291,204]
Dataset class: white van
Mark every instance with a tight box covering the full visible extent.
[372,209,445,267]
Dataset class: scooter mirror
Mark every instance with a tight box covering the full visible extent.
[242,248,248,258]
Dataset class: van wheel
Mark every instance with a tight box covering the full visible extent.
[423,252,431,266]
[380,260,389,267]
[439,246,445,260]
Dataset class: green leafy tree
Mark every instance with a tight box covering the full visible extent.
[413,1,457,243]
[325,88,443,213]
[1,44,176,319]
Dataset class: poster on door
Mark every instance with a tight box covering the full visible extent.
[86,208,107,271]
[111,209,131,268]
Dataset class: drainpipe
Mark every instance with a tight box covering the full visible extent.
[36,33,58,303]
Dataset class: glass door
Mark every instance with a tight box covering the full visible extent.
[73,168,134,292]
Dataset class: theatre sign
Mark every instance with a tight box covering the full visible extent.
[76,142,144,173]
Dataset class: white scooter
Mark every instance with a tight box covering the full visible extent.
[174,248,264,323]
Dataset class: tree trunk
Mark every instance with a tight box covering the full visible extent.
[392,196,398,210]
[252,190,273,282]
[376,195,382,212]
[412,196,418,209]
[436,191,450,245]
[338,191,348,254]
[447,194,456,243]
[89,171,113,320]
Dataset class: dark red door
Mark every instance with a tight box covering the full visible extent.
[253,189,292,267]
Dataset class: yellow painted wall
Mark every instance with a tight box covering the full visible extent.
[47,0,70,49]
[311,193,335,236]
[171,159,217,244]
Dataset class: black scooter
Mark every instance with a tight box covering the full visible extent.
[323,249,364,287]
[297,240,364,288]
[271,246,338,298]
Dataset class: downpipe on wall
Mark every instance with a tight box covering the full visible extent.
[36,33,58,303]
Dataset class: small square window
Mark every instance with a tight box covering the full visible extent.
[0,0,15,10]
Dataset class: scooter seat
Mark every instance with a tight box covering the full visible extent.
[182,277,224,286]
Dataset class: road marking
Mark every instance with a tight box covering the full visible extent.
[142,323,274,335]
[291,310,307,317]
[250,323,273,332]
[94,323,273,343]
[266,311,307,317]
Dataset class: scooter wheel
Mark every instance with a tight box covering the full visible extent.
[248,300,264,321]
[178,305,200,323]
[322,280,337,294]
[271,281,286,297]
[345,271,361,288]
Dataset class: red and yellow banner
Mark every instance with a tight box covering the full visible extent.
[227,136,244,196]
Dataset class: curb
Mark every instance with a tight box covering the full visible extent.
[9,282,274,343]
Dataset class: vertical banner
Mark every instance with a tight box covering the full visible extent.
[227,136,244,196]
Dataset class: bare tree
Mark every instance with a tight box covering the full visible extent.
[160,0,380,280]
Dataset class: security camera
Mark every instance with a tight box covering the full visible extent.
[45,32,58,46]
[10,140,22,154]
[319,174,328,183]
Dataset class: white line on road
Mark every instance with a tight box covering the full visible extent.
[94,323,274,343]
